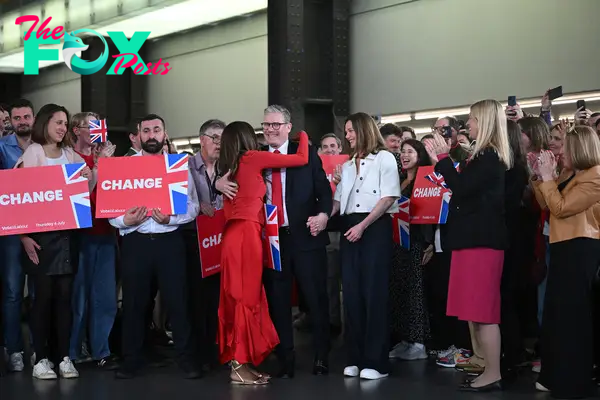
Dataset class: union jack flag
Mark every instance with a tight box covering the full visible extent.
[61,163,92,229]
[424,162,460,190]
[392,195,410,249]
[164,153,189,215]
[263,204,282,271]
[89,119,108,143]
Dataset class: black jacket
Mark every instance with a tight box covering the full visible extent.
[435,148,508,251]
[266,142,333,251]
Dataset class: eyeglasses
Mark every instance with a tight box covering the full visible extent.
[202,134,221,144]
[431,126,449,133]
[261,122,287,130]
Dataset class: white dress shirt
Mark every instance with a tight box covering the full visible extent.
[265,140,289,227]
[109,154,200,236]
[334,150,400,215]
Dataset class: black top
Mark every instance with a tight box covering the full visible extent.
[435,148,508,251]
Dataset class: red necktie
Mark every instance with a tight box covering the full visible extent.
[271,150,284,227]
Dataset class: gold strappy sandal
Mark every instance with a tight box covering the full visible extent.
[230,361,269,385]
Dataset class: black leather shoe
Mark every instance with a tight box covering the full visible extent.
[313,360,329,376]
[459,379,503,392]
[115,368,136,379]
[180,361,202,380]
[276,353,295,379]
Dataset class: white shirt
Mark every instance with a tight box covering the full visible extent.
[109,153,200,236]
[265,140,289,227]
[46,150,69,166]
[334,150,400,215]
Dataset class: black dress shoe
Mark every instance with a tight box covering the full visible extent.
[115,368,136,379]
[313,360,329,376]
[276,352,295,379]
[180,361,203,380]
[459,379,503,392]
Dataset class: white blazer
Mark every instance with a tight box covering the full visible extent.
[334,150,401,215]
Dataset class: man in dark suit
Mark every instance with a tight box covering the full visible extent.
[216,105,332,377]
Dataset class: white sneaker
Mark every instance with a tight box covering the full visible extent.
[59,357,79,379]
[388,341,410,359]
[9,352,24,372]
[32,359,57,380]
[398,343,428,361]
[343,365,360,377]
[31,352,54,369]
[359,368,389,380]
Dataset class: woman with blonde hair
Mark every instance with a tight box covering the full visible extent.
[532,126,600,398]
[330,112,400,380]
[432,99,512,392]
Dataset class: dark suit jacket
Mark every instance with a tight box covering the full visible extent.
[266,142,333,251]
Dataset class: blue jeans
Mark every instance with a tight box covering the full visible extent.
[537,235,551,326]
[69,234,117,360]
[1,236,26,354]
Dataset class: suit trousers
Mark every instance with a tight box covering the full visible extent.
[120,230,193,369]
[340,214,392,374]
[263,227,330,361]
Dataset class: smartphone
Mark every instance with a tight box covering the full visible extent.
[442,126,452,138]
[548,86,563,101]
[508,96,517,107]
[577,100,586,111]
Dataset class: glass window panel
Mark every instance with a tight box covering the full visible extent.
[121,0,156,16]
[67,0,92,31]
[2,12,22,51]
[93,0,119,24]
[44,0,66,31]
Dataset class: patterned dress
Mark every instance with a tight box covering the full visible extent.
[389,154,434,345]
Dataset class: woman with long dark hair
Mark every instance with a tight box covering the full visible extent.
[331,112,400,380]
[16,104,94,380]
[216,122,309,385]
[389,139,434,360]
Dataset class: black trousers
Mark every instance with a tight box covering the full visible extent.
[30,273,73,361]
[120,231,193,369]
[539,238,600,399]
[263,227,330,361]
[183,230,220,366]
[424,251,470,350]
[340,214,392,374]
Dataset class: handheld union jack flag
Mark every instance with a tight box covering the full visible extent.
[263,204,282,271]
[89,119,108,143]
[61,163,92,229]
[392,195,410,249]
[164,153,189,215]
[425,162,460,189]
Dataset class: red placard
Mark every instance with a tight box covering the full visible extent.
[319,154,349,196]
[196,210,225,278]
[96,153,189,218]
[0,163,92,236]
[410,166,452,224]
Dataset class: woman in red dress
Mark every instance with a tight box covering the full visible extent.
[217,121,309,385]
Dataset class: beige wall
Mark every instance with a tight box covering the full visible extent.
[21,66,81,114]
[350,0,600,115]
[145,12,268,139]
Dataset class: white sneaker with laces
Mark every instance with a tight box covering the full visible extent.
[9,352,24,372]
[398,343,428,361]
[31,352,54,369]
[388,341,410,359]
[343,365,360,377]
[360,368,389,380]
[59,357,79,379]
[33,359,57,380]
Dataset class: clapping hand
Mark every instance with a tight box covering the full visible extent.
[80,166,92,180]
[537,150,557,181]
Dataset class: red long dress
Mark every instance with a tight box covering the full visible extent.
[217,132,309,366]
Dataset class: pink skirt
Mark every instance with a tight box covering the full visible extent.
[446,248,504,324]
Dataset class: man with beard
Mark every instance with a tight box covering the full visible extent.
[0,99,35,372]
[108,114,201,380]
